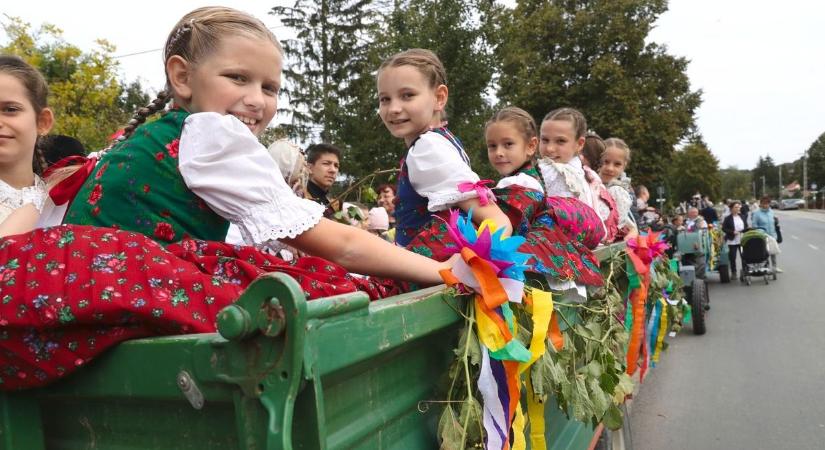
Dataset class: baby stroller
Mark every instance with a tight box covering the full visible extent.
[740,229,775,285]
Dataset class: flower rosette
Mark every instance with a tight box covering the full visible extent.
[438,210,555,450]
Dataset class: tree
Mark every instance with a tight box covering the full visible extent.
[1,17,149,151]
[751,155,778,199]
[805,132,825,192]
[667,140,720,202]
[271,0,377,143]
[493,0,701,187]
[719,167,752,202]
[338,0,499,181]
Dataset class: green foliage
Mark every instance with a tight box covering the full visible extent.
[271,0,377,144]
[805,132,825,191]
[751,155,778,198]
[494,0,701,187]
[1,17,149,151]
[667,139,721,202]
[720,167,753,202]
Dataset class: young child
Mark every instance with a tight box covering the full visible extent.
[483,106,603,286]
[376,48,511,249]
[599,138,638,239]
[0,56,53,232]
[578,131,619,243]
[0,8,454,390]
[536,108,605,248]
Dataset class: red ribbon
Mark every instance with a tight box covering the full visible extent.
[457,179,495,206]
[44,155,98,205]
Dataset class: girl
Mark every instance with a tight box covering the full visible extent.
[599,138,638,239]
[0,55,53,233]
[536,108,605,248]
[578,131,619,243]
[0,8,454,390]
[483,106,602,286]
[376,48,512,248]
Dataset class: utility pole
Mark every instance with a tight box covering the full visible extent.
[778,166,782,198]
[803,151,808,205]
[761,175,766,197]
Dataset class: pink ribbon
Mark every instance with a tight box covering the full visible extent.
[457,179,495,206]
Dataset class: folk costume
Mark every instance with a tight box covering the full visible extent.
[0,111,402,390]
[394,129,602,287]
[538,157,606,249]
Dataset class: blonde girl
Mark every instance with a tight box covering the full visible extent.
[600,137,637,236]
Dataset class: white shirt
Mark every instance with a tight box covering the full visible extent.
[607,185,636,231]
[495,172,544,192]
[178,113,325,246]
[0,176,50,225]
[727,215,745,245]
[406,131,481,211]
[537,157,593,207]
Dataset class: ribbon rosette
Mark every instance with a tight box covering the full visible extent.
[457,179,496,206]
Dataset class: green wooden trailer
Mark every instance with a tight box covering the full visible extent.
[0,247,627,450]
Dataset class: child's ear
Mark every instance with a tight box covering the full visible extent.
[526,136,538,157]
[166,56,193,100]
[575,136,585,153]
[434,84,448,113]
[36,107,54,136]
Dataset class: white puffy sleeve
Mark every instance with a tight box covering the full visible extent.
[179,112,325,245]
[608,185,636,231]
[495,173,544,192]
[407,132,480,211]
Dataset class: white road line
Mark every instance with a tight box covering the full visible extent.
[791,235,799,240]
[810,244,820,251]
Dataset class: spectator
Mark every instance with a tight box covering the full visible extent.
[376,183,396,227]
[723,201,748,279]
[306,143,341,216]
[368,207,391,241]
[39,134,86,167]
[699,197,719,224]
[685,207,708,231]
[752,196,782,273]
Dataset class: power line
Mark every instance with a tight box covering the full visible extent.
[112,25,288,59]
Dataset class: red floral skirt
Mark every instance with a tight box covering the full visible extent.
[0,225,402,390]
[405,186,603,286]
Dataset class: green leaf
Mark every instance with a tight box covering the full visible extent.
[437,406,463,450]
[459,397,483,445]
[602,404,624,431]
[588,377,609,418]
[454,326,481,367]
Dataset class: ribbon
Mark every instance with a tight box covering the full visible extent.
[458,179,496,206]
[44,155,98,205]
[653,299,668,364]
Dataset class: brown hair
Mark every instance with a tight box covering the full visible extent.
[580,131,605,169]
[603,137,631,164]
[0,55,50,174]
[542,107,587,139]
[118,7,282,143]
[486,106,537,142]
[378,49,448,122]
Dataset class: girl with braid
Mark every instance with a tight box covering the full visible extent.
[0,7,454,390]
[0,56,53,234]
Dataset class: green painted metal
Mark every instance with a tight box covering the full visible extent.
[0,244,626,450]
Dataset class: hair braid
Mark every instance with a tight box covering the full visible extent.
[118,91,171,143]
[32,136,49,175]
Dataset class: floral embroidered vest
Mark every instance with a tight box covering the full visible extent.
[64,110,230,244]
[394,127,470,247]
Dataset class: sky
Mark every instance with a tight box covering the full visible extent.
[3,1,824,170]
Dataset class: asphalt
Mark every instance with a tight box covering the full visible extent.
[629,210,825,450]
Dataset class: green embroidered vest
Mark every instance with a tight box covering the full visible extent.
[64,110,230,244]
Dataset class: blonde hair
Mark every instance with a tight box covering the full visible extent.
[542,107,587,139]
[379,48,448,121]
[603,137,631,163]
[119,7,281,142]
[486,106,537,142]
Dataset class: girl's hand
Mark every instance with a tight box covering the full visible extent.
[0,203,40,237]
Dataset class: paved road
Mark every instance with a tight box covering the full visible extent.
[630,210,825,450]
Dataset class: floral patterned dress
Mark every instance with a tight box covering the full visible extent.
[0,111,404,390]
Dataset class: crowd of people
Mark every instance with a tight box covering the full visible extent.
[0,6,684,389]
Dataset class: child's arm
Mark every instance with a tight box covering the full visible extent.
[456,197,512,237]
[284,218,453,285]
[0,204,40,237]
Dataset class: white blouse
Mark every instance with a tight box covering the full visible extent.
[607,184,636,231]
[0,176,47,224]
[495,172,544,192]
[537,157,593,208]
[407,131,481,211]
[179,113,325,246]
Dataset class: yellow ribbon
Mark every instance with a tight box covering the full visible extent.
[653,298,668,363]
[518,289,554,374]
[512,398,527,450]
[526,376,547,450]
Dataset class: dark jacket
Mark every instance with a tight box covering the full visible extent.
[722,213,748,242]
